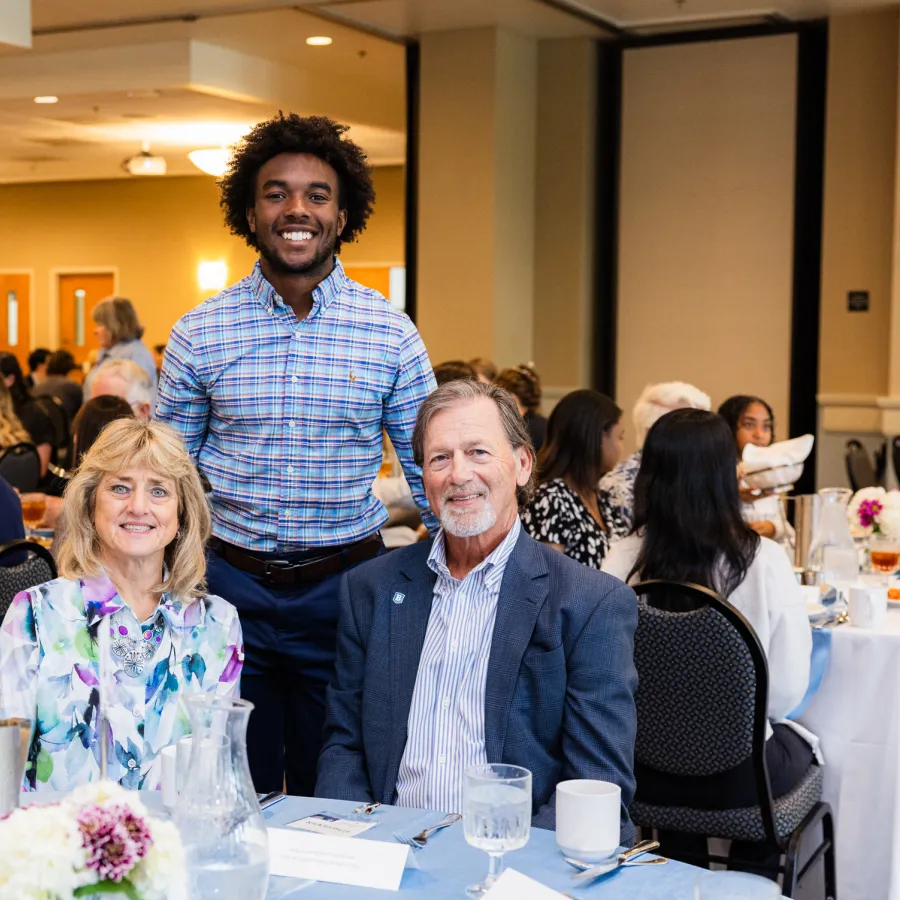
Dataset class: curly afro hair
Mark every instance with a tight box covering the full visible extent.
[219,113,375,254]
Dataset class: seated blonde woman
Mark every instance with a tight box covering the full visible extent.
[0,418,243,791]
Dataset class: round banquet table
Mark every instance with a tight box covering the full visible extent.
[21,793,786,899]
[797,605,900,900]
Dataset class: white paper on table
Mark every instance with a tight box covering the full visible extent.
[267,827,418,891]
[483,869,568,899]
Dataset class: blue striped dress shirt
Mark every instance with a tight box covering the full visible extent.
[395,518,521,812]
[156,258,437,551]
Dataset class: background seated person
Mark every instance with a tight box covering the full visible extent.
[602,408,814,811]
[87,359,154,421]
[316,380,638,839]
[0,419,243,791]
[599,381,711,530]
[33,349,84,422]
[718,394,794,546]
[523,389,627,569]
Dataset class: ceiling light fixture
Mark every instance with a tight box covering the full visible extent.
[123,142,167,176]
[188,148,231,177]
[34,96,58,104]
[306,36,332,46]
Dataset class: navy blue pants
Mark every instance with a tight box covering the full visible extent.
[206,544,384,796]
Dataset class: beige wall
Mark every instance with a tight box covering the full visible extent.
[0,165,405,350]
[616,35,798,453]
[819,9,898,398]
[532,38,597,395]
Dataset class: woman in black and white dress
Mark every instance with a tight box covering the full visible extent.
[522,389,628,569]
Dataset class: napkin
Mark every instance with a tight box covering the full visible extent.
[740,434,815,490]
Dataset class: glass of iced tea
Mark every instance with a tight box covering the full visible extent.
[870,533,900,578]
[20,493,46,533]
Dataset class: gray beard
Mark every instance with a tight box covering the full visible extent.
[440,503,497,538]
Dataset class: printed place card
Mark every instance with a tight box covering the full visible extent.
[483,868,567,900]
[268,827,414,891]
[287,811,379,837]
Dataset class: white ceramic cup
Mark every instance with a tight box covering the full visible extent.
[161,735,193,809]
[849,584,888,630]
[555,779,621,862]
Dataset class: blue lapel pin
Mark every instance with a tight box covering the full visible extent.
[392,592,405,605]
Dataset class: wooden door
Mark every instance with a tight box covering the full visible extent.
[57,273,115,368]
[343,266,392,301]
[0,273,31,372]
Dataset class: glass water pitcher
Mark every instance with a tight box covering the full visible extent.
[807,487,857,587]
[174,695,269,900]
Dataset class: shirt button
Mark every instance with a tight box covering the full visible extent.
[285,510,292,518]
[291,375,298,383]
[132,708,141,717]
[451,640,459,651]
[127,759,137,769]
[438,755,446,766]
[288,421,296,429]
[287,465,294,473]
[442,697,450,709]
[293,332,301,340]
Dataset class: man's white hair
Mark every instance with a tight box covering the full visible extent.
[90,359,153,408]
[633,381,711,449]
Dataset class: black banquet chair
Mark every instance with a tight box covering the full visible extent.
[844,439,878,492]
[0,539,57,620]
[628,580,836,899]
[0,442,40,492]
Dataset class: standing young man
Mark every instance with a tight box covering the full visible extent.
[157,114,436,794]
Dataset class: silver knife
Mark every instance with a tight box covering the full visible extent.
[571,839,660,881]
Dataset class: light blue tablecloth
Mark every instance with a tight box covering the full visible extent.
[262,796,773,899]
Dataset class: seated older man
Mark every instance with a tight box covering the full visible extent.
[316,379,638,838]
[88,358,154,421]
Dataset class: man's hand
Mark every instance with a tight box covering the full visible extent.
[749,520,776,539]
[739,484,773,504]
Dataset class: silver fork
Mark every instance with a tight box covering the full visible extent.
[393,812,462,849]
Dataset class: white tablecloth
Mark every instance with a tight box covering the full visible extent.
[797,607,900,900]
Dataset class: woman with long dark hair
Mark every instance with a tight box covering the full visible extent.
[522,389,627,569]
[602,408,814,806]
[0,352,55,477]
[717,394,792,546]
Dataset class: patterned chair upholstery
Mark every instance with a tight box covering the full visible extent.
[630,580,836,899]
[0,540,57,620]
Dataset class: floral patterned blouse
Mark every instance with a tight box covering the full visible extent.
[522,478,631,569]
[0,574,243,792]
[598,450,642,531]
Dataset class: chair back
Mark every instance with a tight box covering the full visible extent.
[0,540,57,619]
[893,437,900,487]
[0,443,40,492]
[631,580,776,840]
[32,395,70,467]
[845,439,878,491]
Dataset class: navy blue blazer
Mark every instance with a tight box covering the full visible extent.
[315,528,638,839]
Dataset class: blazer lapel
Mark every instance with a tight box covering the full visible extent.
[484,531,549,763]
[384,552,437,800]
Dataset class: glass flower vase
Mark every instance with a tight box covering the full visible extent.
[173,696,268,900]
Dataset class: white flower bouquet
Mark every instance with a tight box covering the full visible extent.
[848,487,900,538]
[0,782,186,900]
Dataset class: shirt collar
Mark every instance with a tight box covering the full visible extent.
[250,256,347,318]
[427,517,521,590]
[81,572,197,630]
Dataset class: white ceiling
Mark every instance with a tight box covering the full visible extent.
[1,0,897,184]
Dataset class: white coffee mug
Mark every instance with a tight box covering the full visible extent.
[849,585,887,630]
[555,779,621,862]
[160,745,178,808]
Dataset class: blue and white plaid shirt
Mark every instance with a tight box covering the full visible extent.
[156,258,437,551]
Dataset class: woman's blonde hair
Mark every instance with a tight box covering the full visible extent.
[92,296,145,344]
[58,418,211,599]
[0,379,30,448]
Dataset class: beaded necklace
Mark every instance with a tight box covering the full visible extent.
[108,610,165,677]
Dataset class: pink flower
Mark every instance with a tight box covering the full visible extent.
[859,499,884,529]
[77,803,149,882]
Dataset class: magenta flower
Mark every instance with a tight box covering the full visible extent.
[859,499,884,529]
[77,803,146,882]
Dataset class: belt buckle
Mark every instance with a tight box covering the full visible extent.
[263,559,302,581]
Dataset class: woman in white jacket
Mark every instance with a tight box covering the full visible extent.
[602,408,815,810]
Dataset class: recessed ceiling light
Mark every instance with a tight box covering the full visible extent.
[306,36,332,46]
[34,96,58,104]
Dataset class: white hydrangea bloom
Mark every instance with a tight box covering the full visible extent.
[848,486,887,534]
[130,817,188,900]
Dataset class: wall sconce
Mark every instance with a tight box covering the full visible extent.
[197,261,228,292]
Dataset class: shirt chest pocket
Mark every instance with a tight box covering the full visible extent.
[316,363,385,431]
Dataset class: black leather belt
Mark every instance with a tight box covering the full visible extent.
[209,535,383,586]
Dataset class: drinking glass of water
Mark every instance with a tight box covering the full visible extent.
[694,871,780,899]
[463,763,532,897]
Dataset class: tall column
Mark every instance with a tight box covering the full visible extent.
[416,28,537,369]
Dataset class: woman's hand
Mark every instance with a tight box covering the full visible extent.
[749,520,777,539]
